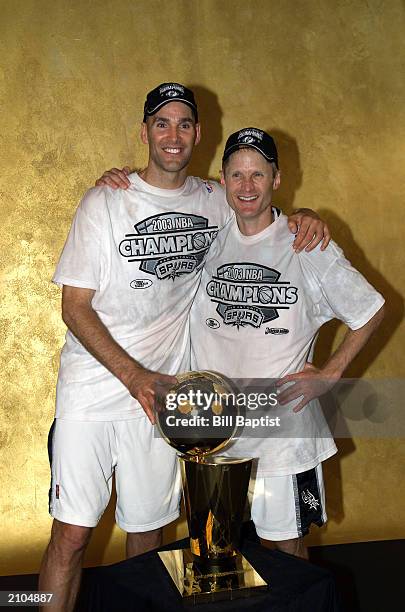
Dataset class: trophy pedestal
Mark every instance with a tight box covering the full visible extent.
[158,548,267,604]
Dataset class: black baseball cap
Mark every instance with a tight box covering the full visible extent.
[143,82,198,122]
[222,127,278,167]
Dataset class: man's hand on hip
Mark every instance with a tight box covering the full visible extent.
[276,363,337,413]
[275,306,384,413]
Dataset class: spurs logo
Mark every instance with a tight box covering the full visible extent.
[206,263,298,329]
[119,213,218,280]
[301,489,320,510]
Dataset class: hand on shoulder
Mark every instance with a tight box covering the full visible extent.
[95,166,132,190]
[287,208,331,252]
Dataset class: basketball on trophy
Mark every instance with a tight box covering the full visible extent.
[155,370,239,457]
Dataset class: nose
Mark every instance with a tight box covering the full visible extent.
[168,124,181,143]
[241,177,254,192]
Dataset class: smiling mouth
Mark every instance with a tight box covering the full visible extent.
[238,195,258,202]
[162,147,183,154]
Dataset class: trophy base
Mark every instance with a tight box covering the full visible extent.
[158,548,267,604]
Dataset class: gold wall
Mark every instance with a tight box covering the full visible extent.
[1,0,404,575]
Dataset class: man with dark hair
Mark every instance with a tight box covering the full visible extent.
[39,84,329,611]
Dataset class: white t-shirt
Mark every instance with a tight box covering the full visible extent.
[190,210,385,476]
[53,173,231,421]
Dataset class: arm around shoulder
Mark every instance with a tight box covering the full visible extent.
[287,208,331,252]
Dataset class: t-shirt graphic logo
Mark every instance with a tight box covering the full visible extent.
[119,213,218,280]
[206,263,298,329]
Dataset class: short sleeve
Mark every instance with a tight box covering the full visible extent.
[207,180,234,229]
[52,188,106,291]
[300,242,385,330]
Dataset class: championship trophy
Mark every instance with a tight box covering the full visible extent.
[155,371,267,604]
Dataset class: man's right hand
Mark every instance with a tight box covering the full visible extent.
[123,367,177,425]
[95,166,132,189]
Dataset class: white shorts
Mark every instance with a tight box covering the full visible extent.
[248,464,327,541]
[48,418,182,532]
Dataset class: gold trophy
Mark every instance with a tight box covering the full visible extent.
[156,371,267,604]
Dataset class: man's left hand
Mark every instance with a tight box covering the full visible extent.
[276,363,337,413]
[287,209,330,252]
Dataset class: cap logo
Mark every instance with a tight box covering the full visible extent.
[241,136,255,144]
[159,84,185,96]
[238,128,264,141]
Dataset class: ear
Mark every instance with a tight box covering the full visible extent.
[194,122,201,146]
[220,169,225,186]
[273,170,281,191]
[140,122,148,145]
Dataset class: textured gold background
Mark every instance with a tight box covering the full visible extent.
[1,0,404,575]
